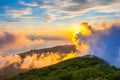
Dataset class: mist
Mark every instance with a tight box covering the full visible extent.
[73,21,120,67]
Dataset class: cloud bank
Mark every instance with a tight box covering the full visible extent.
[73,21,120,67]
[0,52,77,70]
[0,30,44,55]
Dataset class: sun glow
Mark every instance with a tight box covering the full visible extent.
[78,22,92,36]
[72,22,92,54]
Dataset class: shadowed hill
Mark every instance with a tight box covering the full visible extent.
[3,55,120,80]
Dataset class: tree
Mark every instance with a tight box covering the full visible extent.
[72,68,104,80]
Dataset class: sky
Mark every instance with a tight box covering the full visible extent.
[0,0,120,67]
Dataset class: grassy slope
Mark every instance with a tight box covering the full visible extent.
[3,55,120,80]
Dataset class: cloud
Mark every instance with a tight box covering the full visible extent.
[0,31,44,55]
[92,4,120,13]
[95,25,120,67]
[72,21,120,67]
[116,48,120,66]
[0,20,20,22]
[73,22,95,55]
[91,20,120,30]
[39,0,120,21]
[20,15,37,19]
[0,52,77,70]
[20,0,38,7]
[27,35,68,41]
[0,54,22,69]
[6,8,33,18]
[43,13,53,22]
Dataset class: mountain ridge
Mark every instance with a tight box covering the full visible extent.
[18,44,76,58]
[3,55,120,80]
[0,44,76,79]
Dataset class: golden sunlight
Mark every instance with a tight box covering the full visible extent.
[72,22,92,54]
[78,22,92,36]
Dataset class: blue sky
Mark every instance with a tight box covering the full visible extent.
[0,0,120,23]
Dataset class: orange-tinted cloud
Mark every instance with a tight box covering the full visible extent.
[72,20,120,56]
[0,54,21,69]
[0,30,44,55]
[0,52,78,70]
[72,22,93,55]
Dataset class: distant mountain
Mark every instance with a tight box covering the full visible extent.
[19,44,76,58]
[3,55,120,80]
[0,44,76,79]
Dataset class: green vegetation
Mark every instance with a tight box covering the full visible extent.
[3,55,120,80]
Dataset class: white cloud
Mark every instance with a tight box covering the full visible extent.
[95,4,120,13]
[40,0,120,12]
[20,0,38,7]
[7,8,33,18]
[21,15,37,19]
[39,0,120,22]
